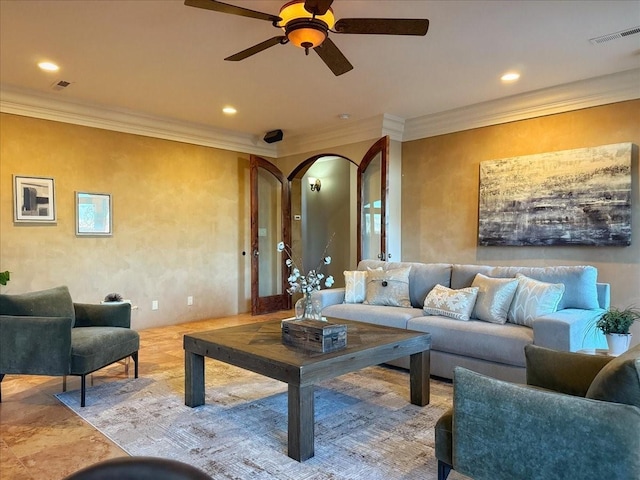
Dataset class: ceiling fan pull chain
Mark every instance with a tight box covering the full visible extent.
[303,42,312,55]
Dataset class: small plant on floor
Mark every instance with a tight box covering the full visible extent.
[595,306,640,335]
[0,271,10,286]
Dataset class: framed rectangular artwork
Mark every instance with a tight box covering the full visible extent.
[478,143,633,247]
[13,175,56,223]
[76,192,112,236]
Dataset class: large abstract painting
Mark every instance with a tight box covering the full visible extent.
[478,143,633,246]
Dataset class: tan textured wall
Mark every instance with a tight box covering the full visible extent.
[0,113,251,330]
[3,102,638,335]
[402,100,640,344]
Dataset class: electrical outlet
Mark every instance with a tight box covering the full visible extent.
[152,300,158,310]
[187,296,193,306]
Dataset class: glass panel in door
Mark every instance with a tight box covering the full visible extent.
[257,168,282,297]
[250,156,291,315]
[358,136,389,262]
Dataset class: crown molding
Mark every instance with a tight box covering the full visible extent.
[276,114,384,157]
[277,69,639,155]
[276,113,405,157]
[402,68,640,142]
[2,68,638,158]
[0,85,278,157]
[381,114,405,142]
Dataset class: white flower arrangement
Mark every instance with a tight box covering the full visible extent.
[276,240,335,296]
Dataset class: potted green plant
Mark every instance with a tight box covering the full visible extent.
[594,306,639,355]
[0,271,9,286]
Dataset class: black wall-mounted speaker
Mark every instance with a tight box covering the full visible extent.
[263,129,283,144]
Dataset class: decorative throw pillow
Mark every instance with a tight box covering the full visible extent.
[488,265,599,310]
[507,274,565,327]
[423,284,480,321]
[585,345,640,407]
[471,274,519,324]
[364,266,412,307]
[344,270,368,304]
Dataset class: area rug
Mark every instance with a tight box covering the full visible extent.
[56,361,468,479]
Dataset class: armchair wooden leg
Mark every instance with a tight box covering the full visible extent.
[0,374,4,402]
[63,375,67,392]
[80,374,86,407]
[132,352,139,379]
[438,460,452,480]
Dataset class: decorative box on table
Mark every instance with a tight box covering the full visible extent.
[282,319,347,353]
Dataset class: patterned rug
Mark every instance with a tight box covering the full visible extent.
[56,361,469,479]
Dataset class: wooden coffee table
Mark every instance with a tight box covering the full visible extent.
[183,318,432,461]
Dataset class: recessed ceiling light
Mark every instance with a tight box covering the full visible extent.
[501,72,520,82]
[38,61,60,72]
[222,106,237,115]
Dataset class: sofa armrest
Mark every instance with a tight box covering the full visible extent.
[74,302,131,328]
[524,345,612,396]
[452,367,640,480]
[596,282,610,310]
[532,308,606,351]
[315,288,346,310]
[0,315,72,375]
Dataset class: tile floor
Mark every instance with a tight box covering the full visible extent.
[0,311,285,480]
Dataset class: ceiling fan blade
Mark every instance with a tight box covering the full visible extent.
[184,0,281,23]
[224,36,286,61]
[334,18,429,36]
[314,38,353,76]
[304,0,334,16]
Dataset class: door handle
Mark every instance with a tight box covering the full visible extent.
[253,249,260,257]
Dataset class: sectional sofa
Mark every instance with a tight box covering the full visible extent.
[316,260,609,383]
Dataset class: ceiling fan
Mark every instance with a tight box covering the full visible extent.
[184,0,429,76]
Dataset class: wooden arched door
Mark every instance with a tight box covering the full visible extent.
[249,155,291,314]
[358,136,389,262]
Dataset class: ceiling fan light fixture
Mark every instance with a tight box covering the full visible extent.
[287,21,327,49]
[278,0,334,49]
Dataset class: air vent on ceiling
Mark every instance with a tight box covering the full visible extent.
[51,80,72,91]
[589,26,640,44]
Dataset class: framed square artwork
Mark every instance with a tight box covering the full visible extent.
[13,175,56,223]
[76,192,112,236]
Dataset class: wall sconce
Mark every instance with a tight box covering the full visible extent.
[308,177,321,192]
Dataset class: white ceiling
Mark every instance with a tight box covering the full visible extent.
[1,0,639,147]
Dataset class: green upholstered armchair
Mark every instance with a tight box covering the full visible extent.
[0,285,139,407]
[435,344,640,480]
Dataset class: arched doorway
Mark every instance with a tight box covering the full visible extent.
[249,136,389,314]
[289,155,358,288]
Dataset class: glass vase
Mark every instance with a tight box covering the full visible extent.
[295,292,324,321]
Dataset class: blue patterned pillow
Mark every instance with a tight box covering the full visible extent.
[507,274,565,327]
